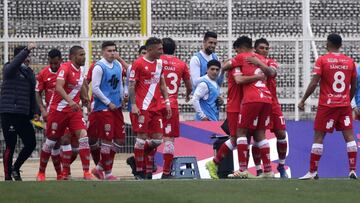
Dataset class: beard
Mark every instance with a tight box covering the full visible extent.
[205,48,214,55]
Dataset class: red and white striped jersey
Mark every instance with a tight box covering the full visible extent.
[48,61,85,112]
[129,57,163,111]
[36,66,58,107]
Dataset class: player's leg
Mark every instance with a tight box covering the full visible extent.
[70,111,92,180]
[206,112,237,179]
[51,141,62,180]
[88,112,100,165]
[60,129,74,180]
[37,111,66,181]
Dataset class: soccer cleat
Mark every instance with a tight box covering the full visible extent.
[298,171,319,180]
[256,169,263,176]
[205,160,219,179]
[83,171,93,180]
[105,174,118,181]
[91,167,104,180]
[134,171,145,180]
[5,176,13,181]
[228,170,257,179]
[349,170,357,179]
[161,173,174,179]
[257,171,275,179]
[56,174,63,181]
[145,173,153,180]
[11,169,22,181]
[126,156,136,175]
[36,172,46,181]
[277,165,288,179]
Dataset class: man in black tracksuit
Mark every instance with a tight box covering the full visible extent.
[0,43,37,181]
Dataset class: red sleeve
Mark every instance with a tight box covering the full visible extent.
[352,62,357,78]
[312,57,322,75]
[268,58,279,69]
[232,67,242,76]
[182,63,191,81]
[86,62,95,83]
[129,61,140,81]
[57,65,68,81]
[36,70,44,92]
[231,54,243,68]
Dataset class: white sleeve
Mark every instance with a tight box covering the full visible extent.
[189,56,200,85]
[351,97,357,109]
[92,65,111,106]
[191,82,209,119]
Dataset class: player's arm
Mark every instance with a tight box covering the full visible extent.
[80,79,91,112]
[114,52,129,70]
[55,78,81,112]
[221,60,233,72]
[298,74,321,111]
[350,75,357,100]
[234,73,265,84]
[189,56,200,85]
[35,90,48,120]
[160,75,172,119]
[246,56,276,77]
[191,82,209,121]
[184,78,192,102]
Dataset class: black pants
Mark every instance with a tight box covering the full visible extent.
[1,113,36,179]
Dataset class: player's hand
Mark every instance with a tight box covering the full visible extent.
[185,94,191,103]
[131,104,140,116]
[246,56,261,66]
[40,110,49,122]
[122,95,129,108]
[201,117,209,121]
[166,105,172,119]
[256,72,266,81]
[69,100,81,112]
[354,107,360,117]
[216,96,224,106]
[298,101,305,111]
[108,102,117,111]
[27,43,36,51]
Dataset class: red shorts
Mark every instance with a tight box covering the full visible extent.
[46,111,86,139]
[97,109,125,141]
[161,108,180,138]
[130,110,163,134]
[314,105,353,133]
[238,103,272,130]
[87,111,98,140]
[270,103,286,132]
[227,111,239,137]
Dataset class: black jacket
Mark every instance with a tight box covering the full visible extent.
[0,48,38,119]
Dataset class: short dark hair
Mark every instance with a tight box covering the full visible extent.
[14,46,26,57]
[48,48,62,59]
[207,59,221,69]
[101,41,116,50]
[204,31,217,41]
[138,45,146,54]
[145,37,162,49]
[162,38,176,55]
[254,38,269,48]
[233,36,252,49]
[69,45,84,56]
[327,33,342,48]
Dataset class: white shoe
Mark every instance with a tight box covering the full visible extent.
[298,171,319,180]
[228,170,256,179]
[257,171,275,179]
[349,170,357,179]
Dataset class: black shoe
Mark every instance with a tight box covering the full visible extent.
[161,173,174,179]
[145,173,153,180]
[5,176,13,181]
[11,168,22,181]
[256,169,263,176]
[126,156,136,175]
[134,171,145,180]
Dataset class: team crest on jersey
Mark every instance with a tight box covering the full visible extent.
[145,66,149,70]
[59,70,65,77]
[51,122,58,130]
[104,124,111,132]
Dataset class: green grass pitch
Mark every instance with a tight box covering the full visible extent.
[0,179,359,203]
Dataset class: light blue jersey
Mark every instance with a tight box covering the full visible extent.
[195,51,224,86]
[355,66,360,107]
[93,60,123,111]
[195,77,220,121]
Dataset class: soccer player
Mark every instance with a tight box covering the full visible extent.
[129,37,171,179]
[90,41,125,181]
[35,49,63,180]
[298,34,358,180]
[159,38,192,179]
[189,31,224,86]
[223,36,275,179]
[192,60,223,121]
[251,38,288,178]
[37,45,93,180]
